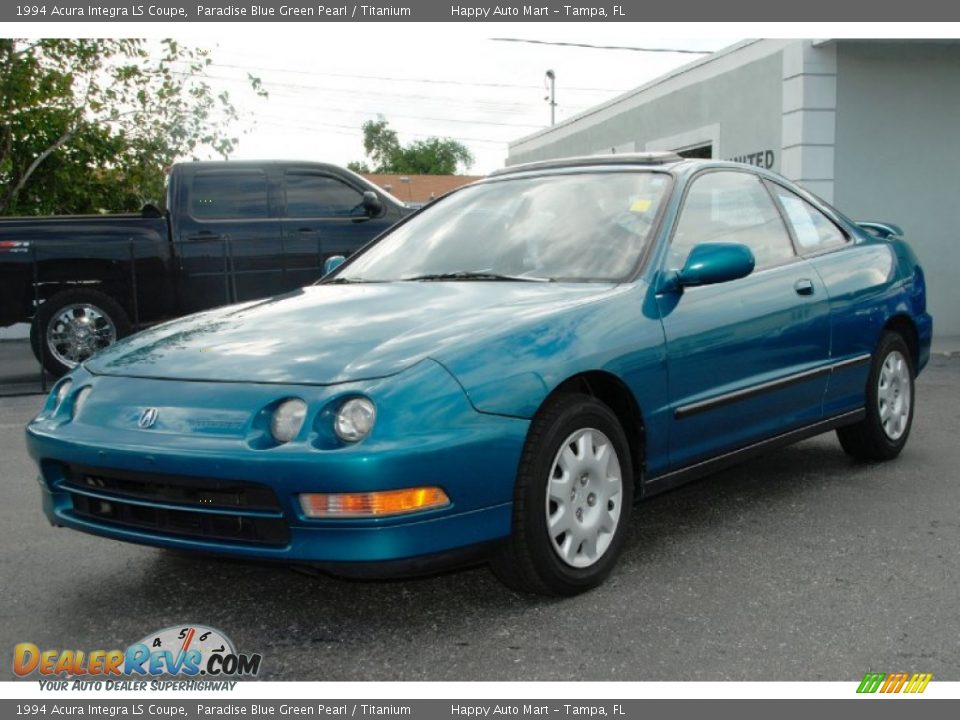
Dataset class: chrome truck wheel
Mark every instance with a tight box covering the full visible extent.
[31,289,131,377]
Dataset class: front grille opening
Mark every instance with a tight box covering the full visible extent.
[64,465,281,512]
[62,465,288,547]
[70,494,288,546]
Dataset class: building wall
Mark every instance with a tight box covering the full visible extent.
[834,41,960,340]
[779,41,839,203]
[507,42,786,170]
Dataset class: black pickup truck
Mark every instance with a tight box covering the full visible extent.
[0,161,410,375]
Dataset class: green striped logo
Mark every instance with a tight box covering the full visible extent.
[857,672,932,694]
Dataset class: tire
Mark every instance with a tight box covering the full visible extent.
[31,288,132,377]
[492,393,634,596]
[836,331,915,461]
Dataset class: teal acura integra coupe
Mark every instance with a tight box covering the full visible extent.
[27,154,931,595]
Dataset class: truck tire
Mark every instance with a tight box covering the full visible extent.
[31,289,132,377]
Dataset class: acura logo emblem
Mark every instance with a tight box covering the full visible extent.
[138,407,159,429]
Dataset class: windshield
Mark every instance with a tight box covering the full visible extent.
[334,171,671,283]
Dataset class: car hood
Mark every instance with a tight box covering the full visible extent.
[85,282,618,385]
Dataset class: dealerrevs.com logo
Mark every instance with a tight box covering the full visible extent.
[13,624,262,690]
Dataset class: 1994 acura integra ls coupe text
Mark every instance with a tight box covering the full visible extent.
[26,154,932,596]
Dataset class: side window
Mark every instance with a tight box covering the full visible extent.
[190,171,269,219]
[773,186,848,252]
[285,173,365,217]
[671,171,795,270]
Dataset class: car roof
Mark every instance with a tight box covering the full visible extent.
[490,152,685,178]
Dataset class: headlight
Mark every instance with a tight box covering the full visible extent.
[334,397,376,443]
[73,386,92,417]
[53,380,73,410]
[270,399,307,443]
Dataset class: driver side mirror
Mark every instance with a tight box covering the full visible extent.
[668,243,755,290]
[361,190,383,217]
[323,255,346,276]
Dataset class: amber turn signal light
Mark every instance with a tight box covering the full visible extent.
[299,487,450,518]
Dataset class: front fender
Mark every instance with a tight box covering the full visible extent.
[436,284,667,420]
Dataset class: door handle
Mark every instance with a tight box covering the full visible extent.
[794,278,815,296]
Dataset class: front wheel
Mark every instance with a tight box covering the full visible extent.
[31,288,132,377]
[492,393,634,596]
[837,331,915,461]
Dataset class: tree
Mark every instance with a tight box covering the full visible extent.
[353,118,473,175]
[345,160,371,174]
[400,138,475,175]
[359,118,401,172]
[0,39,266,215]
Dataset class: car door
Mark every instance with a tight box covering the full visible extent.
[175,168,283,313]
[768,182,890,418]
[279,171,396,287]
[656,169,832,470]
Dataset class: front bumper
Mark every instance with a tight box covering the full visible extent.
[916,311,933,373]
[26,360,528,566]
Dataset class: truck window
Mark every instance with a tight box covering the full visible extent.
[190,171,269,219]
[285,173,365,218]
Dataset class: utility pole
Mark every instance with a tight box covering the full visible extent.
[545,69,556,126]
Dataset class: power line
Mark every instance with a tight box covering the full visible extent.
[210,58,631,94]
[254,113,513,143]
[170,71,552,129]
[260,84,579,114]
[252,118,508,146]
[490,38,713,54]
[171,69,576,115]
[274,104,539,129]
[262,102,540,129]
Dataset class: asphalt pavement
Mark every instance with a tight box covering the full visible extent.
[0,340,55,399]
[1,354,958,681]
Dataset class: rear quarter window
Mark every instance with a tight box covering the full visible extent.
[773,186,848,253]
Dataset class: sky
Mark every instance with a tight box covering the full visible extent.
[183,27,731,174]
[17,22,952,176]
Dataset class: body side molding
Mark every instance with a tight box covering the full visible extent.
[674,354,871,420]
[644,408,866,497]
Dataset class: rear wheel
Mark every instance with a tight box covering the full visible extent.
[492,393,634,596]
[837,331,915,461]
[31,288,131,377]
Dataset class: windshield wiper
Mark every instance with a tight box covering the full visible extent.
[321,277,382,284]
[401,271,552,282]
